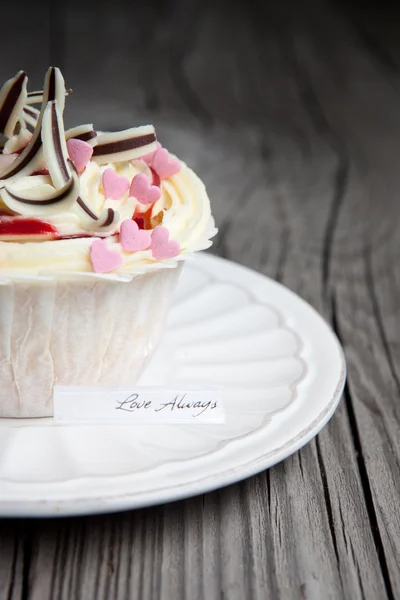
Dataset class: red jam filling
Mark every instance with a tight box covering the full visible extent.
[151,167,161,188]
[133,217,145,229]
[31,168,50,176]
[0,217,57,236]
[133,204,154,230]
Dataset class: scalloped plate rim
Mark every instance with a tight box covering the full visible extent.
[0,253,346,517]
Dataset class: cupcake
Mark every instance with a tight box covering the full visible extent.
[0,67,216,417]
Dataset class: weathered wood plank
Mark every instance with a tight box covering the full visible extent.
[0,520,24,600]
[291,8,400,595]
[1,1,400,599]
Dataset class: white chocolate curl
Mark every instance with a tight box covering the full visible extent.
[1,162,80,216]
[65,124,98,147]
[22,106,40,129]
[92,125,157,164]
[0,67,66,182]
[42,100,70,187]
[0,71,28,138]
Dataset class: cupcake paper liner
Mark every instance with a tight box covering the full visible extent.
[0,265,183,417]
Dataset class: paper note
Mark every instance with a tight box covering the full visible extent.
[53,386,225,425]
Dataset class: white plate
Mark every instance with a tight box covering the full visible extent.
[0,254,345,517]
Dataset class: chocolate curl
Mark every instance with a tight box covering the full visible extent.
[95,207,120,231]
[26,88,71,106]
[0,67,66,181]
[26,91,44,105]
[1,159,80,216]
[42,100,70,188]
[98,207,118,228]
[0,71,28,138]
[22,106,40,129]
[92,125,157,165]
[76,195,120,232]
[65,124,98,147]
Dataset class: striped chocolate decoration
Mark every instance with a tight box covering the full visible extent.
[0,67,62,180]
[6,177,74,206]
[0,71,27,137]
[22,106,39,129]
[1,158,80,216]
[93,133,156,156]
[77,196,99,220]
[76,196,118,229]
[99,208,116,228]
[49,102,69,184]
[26,88,71,105]
[26,90,44,104]
[91,125,157,164]
[0,66,157,237]
[23,106,39,119]
[74,130,97,143]
[65,124,97,146]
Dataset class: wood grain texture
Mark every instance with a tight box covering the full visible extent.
[1,0,400,598]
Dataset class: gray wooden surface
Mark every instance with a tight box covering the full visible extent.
[1,0,400,598]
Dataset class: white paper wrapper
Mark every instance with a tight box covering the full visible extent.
[0,265,183,417]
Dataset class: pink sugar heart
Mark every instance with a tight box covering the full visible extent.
[66,138,93,174]
[120,219,151,252]
[150,226,180,260]
[102,168,130,200]
[141,141,162,165]
[90,239,122,273]
[152,147,181,179]
[129,173,161,205]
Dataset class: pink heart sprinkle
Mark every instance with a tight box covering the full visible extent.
[67,138,93,174]
[120,219,151,253]
[150,226,180,260]
[102,168,130,200]
[90,239,122,273]
[141,141,162,165]
[129,173,161,205]
[152,147,181,179]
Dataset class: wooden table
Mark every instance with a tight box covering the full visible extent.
[1,1,399,598]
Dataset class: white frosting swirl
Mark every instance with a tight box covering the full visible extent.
[0,158,217,277]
